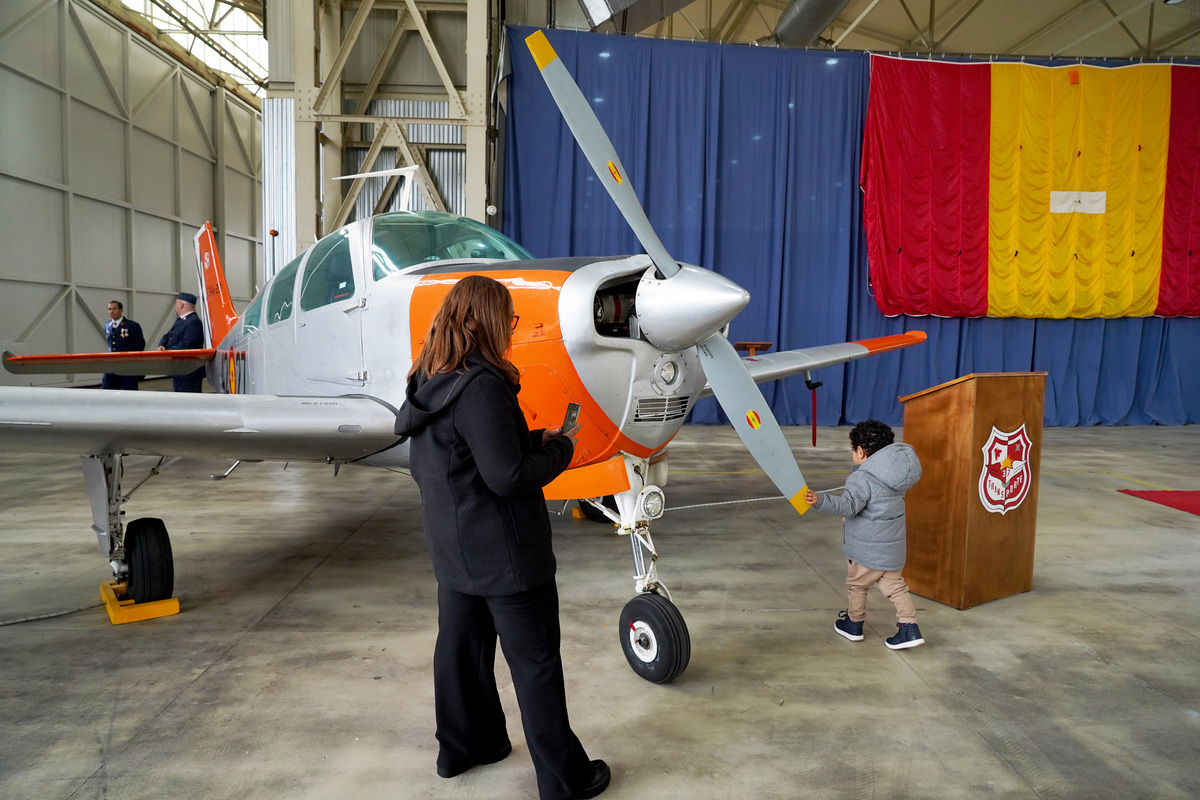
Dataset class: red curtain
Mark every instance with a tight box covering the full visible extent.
[1157,65,1200,317]
[861,56,991,317]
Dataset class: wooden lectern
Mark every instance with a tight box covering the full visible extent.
[899,373,1046,610]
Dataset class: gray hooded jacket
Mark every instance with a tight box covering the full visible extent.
[811,442,922,572]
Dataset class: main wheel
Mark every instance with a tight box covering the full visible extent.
[125,517,174,604]
[579,495,618,523]
[619,592,690,683]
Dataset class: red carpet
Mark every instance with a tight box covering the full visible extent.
[1118,490,1200,517]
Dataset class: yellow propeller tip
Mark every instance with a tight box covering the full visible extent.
[526,30,558,71]
[789,486,811,515]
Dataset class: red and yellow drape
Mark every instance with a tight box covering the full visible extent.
[861,56,1200,318]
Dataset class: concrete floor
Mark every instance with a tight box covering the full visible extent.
[1,424,1198,799]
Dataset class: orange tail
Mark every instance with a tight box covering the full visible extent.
[193,222,239,348]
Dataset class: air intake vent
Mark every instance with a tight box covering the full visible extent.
[634,396,690,423]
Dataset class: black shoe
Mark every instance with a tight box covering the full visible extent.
[436,742,512,779]
[885,623,925,650]
[568,759,610,800]
[834,610,864,642]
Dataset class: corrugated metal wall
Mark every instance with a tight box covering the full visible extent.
[0,0,263,387]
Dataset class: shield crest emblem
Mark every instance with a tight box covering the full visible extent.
[978,424,1033,515]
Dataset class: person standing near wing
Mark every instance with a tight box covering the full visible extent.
[394,275,610,800]
[157,292,205,392]
[101,300,144,390]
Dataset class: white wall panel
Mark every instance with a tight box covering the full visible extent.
[132,212,177,293]
[222,236,257,297]
[0,0,262,387]
[131,130,177,211]
[71,196,126,288]
[0,176,66,282]
[133,78,177,142]
[0,70,63,184]
[69,101,126,200]
[0,1,61,85]
[180,151,216,223]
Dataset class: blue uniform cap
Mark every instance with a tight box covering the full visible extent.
[176,292,198,304]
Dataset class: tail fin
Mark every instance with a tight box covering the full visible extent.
[193,222,239,348]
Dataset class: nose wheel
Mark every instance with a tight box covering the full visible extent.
[619,591,690,683]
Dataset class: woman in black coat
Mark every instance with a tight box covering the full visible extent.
[394,275,609,800]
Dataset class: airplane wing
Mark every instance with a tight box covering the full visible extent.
[697,332,927,398]
[3,349,214,376]
[0,386,403,462]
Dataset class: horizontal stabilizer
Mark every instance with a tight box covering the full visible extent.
[698,331,928,398]
[3,349,214,377]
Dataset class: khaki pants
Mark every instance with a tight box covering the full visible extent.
[845,560,917,624]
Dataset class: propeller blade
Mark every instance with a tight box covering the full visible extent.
[525,30,679,278]
[697,334,811,515]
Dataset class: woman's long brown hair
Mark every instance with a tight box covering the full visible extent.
[408,275,520,383]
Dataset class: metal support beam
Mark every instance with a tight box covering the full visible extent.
[349,6,411,141]
[1054,0,1155,55]
[1099,0,1145,53]
[833,0,883,48]
[934,0,987,50]
[312,0,377,114]
[404,0,467,118]
[294,0,320,250]
[1004,0,1091,54]
[897,0,930,48]
[463,0,487,220]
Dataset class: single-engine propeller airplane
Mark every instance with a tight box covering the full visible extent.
[0,30,925,683]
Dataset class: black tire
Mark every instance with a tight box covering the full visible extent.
[618,592,691,684]
[126,517,174,604]
[579,495,618,523]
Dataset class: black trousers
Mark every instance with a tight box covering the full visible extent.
[435,580,591,800]
[101,373,139,390]
[171,372,204,392]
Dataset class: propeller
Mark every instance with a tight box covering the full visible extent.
[524,30,811,515]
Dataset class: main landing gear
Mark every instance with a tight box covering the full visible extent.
[81,454,176,609]
[583,456,691,684]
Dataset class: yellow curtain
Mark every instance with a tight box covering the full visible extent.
[988,64,1171,317]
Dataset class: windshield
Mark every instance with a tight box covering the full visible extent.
[370,212,533,279]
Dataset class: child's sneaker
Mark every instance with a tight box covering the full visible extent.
[885,623,925,650]
[834,610,864,642]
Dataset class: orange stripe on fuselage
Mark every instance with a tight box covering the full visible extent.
[409,271,657,468]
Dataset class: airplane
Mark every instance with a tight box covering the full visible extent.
[0,30,926,684]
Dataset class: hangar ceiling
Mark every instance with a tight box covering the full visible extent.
[599,0,1200,58]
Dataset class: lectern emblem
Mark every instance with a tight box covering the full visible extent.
[979,424,1033,515]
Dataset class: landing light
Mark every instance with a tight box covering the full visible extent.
[658,360,678,385]
[639,486,665,520]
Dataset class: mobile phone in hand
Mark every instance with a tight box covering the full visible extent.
[561,402,580,431]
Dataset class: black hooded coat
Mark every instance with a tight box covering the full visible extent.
[394,355,574,596]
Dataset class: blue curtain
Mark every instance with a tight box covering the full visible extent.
[503,27,1200,426]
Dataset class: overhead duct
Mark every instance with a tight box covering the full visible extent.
[577,0,695,34]
[773,0,851,46]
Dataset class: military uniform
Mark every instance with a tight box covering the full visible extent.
[159,293,206,392]
[102,317,145,390]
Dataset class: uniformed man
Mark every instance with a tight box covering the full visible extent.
[157,291,206,392]
[101,300,145,390]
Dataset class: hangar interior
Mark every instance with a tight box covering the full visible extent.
[1,1,1199,799]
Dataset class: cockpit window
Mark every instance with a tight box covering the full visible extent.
[266,254,302,325]
[241,290,264,333]
[371,211,533,280]
[300,228,354,311]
